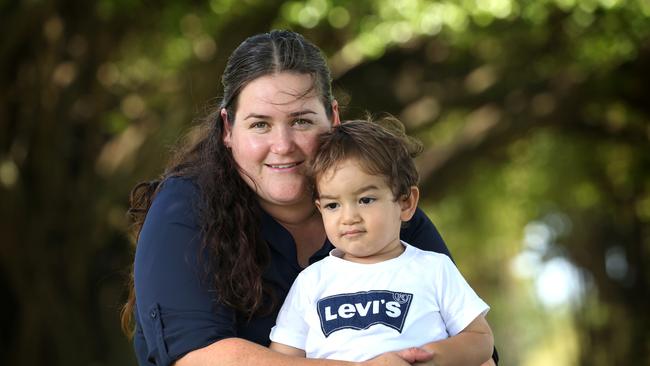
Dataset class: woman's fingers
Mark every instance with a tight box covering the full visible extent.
[362,347,434,366]
[364,351,413,366]
[394,347,434,363]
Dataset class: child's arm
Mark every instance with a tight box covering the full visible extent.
[415,315,493,366]
[269,342,307,358]
[268,341,436,365]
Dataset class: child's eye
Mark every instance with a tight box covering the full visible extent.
[323,202,339,210]
[359,197,376,205]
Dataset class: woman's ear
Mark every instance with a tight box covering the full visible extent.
[221,108,232,147]
[399,186,420,222]
[331,100,341,126]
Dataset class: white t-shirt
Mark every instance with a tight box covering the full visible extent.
[269,242,489,361]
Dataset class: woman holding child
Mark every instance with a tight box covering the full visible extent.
[122,30,497,366]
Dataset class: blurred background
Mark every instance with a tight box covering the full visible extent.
[1,0,649,365]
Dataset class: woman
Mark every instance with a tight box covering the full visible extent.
[122,30,496,366]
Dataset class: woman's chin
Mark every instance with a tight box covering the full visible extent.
[259,187,311,207]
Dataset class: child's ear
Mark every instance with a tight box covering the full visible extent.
[399,186,420,222]
[315,198,322,213]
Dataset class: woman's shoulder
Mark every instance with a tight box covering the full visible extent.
[158,176,200,198]
[135,176,205,275]
[400,207,451,259]
[145,176,202,228]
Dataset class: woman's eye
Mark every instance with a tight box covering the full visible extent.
[250,121,269,129]
[359,197,375,205]
[293,118,313,127]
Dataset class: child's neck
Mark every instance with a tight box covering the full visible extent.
[341,241,405,264]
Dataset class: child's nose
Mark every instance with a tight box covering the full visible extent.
[341,205,361,224]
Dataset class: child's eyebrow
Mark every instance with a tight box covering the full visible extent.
[318,184,379,200]
[353,184,379,195]
[317,193,337,200]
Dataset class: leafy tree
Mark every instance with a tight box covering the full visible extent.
[1,0,648,365]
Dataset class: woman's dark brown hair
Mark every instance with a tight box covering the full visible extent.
[121,30,335,336]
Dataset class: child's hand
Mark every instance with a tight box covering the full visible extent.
[363,347,434,366]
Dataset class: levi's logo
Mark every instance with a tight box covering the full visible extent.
[316,290,413,337]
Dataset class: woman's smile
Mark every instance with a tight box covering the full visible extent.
[222,72,334,207]
[265,161,303,170]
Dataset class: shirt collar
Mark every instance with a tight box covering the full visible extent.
[259,208,334,269]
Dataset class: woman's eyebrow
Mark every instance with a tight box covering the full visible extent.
[243,109,317,120]
[288,109,317,117]
[243,113,270,120]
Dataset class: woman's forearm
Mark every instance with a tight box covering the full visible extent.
[175,338,354,366]
[176,338,433,366]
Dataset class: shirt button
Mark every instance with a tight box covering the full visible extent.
[150,310,157,319]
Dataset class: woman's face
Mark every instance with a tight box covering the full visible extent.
[223,72,340,208]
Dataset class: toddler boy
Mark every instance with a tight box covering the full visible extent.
[270,117,493,365]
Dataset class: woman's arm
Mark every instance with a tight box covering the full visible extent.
[177,339,341,366]
[134,178,240,364]
[177,338,434,366]
[269,341,306,357]
[414,315,493,366]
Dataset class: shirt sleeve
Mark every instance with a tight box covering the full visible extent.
[400,207,452,259]
[268,273,310,351]
[133,178,236,365]
[434,255,490,336]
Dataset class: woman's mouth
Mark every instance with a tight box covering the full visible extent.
[266,162,301,169]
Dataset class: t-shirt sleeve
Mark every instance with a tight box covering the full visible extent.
[268,273,310,351]
[401,207,452,259]
[134,178,236,366]
[434,255,490,336]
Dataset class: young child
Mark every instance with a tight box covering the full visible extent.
[269,117,494,365]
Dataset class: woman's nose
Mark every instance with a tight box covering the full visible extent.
[270,126,296,155]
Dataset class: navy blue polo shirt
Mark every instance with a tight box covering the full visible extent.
[133,177,450,366]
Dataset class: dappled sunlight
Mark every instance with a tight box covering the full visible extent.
[0,159,19,188]
[3,0,649,364]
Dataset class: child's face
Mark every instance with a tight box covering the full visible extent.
[315,158,418,263]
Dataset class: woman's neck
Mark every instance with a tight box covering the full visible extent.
[259,197,319,227]
[260,198,327,267]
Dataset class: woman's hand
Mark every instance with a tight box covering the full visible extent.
[412,354,495,366]
[363,347,434,366]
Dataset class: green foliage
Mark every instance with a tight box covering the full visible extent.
[1,0,648,365]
